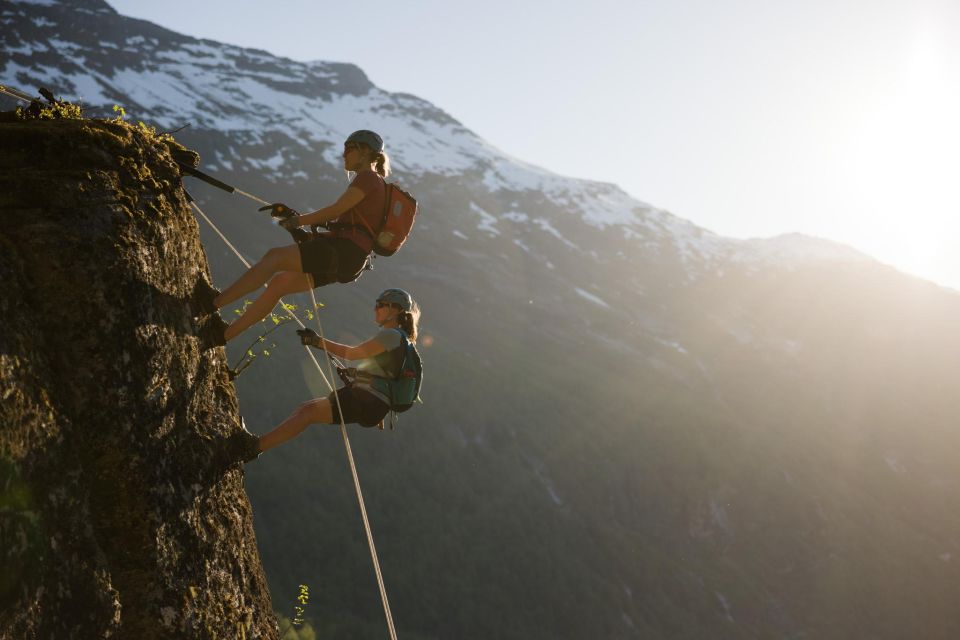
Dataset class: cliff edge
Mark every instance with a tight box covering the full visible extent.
[0,112,278,639]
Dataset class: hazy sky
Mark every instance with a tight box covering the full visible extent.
[107,0,960,289]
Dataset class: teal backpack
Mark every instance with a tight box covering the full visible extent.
[368,329,423,413]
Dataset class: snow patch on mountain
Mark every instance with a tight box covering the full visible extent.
[470,203,500,237]
[575,287,610,308]
[247,150,286,172]
[3,41,41,54]
[502,211,529,223]
[481,154,557,193]
[656,337,689,355]
[715,591,735,622]
[212,150,234,171]
[534,218,580,251]
[885,454,907,474]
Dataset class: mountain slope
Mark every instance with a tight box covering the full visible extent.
[4,1,960,638]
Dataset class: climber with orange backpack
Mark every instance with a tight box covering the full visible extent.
[200,130,417,345]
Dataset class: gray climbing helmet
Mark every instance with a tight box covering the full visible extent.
[346,129,384,153]
[376,288,413,311]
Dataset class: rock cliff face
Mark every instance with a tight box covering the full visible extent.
[0,114,277,639]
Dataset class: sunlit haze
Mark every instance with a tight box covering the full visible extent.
[108,0,960,289]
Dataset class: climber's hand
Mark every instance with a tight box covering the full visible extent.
[278,215,302,231]
[257,202,298,219]
[297,328,321,347]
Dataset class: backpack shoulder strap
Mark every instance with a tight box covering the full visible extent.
[345,174,389,238]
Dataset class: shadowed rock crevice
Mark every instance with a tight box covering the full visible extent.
[0,115,278,639]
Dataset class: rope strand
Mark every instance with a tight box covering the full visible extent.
[233,188,271,206]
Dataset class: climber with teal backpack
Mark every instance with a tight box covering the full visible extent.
[237,289,423,459]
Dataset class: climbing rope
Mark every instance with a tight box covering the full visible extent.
[307,283,398,640]
[0,83,36,102]
[190,200,398,640]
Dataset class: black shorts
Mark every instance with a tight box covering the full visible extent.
[327,385,390,428]
[299,235,369,287]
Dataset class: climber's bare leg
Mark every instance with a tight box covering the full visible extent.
[224,270,313,341]
[258,398,333,453]
[214,244,303,309]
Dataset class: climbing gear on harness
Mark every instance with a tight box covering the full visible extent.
[376,288,413,311]
[346,129,384,153]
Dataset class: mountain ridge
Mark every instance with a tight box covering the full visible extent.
[0,0,878,279]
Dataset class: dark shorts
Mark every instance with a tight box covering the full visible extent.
[299,235,369,287]
[327,385,390,428]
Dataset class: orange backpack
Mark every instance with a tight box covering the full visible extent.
[354,183,418,256]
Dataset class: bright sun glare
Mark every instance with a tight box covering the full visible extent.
[844,28,959,286]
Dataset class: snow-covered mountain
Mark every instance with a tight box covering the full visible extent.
[2,0,871,285]
[5,1,960,639]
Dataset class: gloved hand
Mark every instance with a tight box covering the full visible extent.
[278,215,302,231]
[296,328,321,347]
[258,202,298,219]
